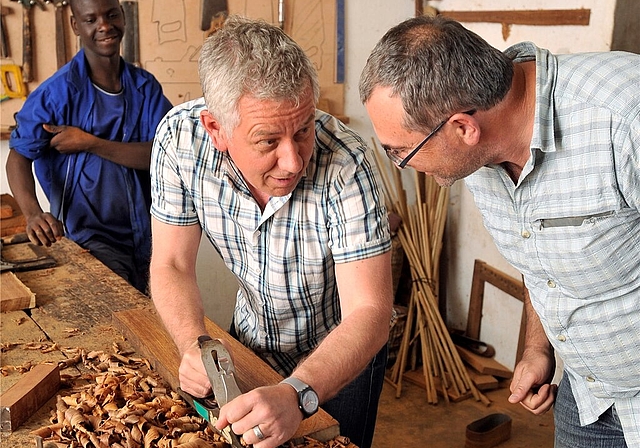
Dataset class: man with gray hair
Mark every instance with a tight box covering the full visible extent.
[360,14,640,448]
[150,16,392,448]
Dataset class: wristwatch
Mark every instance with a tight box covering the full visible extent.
[280,377,319,418]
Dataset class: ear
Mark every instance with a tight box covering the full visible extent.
[450,111,480,146]
[70,14,79,37]
[200,110,229,152]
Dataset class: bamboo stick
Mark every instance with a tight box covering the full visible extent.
[372,151,485,405]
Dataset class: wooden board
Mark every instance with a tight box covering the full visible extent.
[0,195,26,237]
[0,272,35,312]
[456,346,512,379]
[112,307,340,443]
[0,364,60,433]
[466,367,500,391]
[402,369,473,403]
[0,205,12,219]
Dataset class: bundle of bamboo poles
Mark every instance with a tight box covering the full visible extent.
[372,141,488,406]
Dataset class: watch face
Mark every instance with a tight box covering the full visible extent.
[301,389,319,414]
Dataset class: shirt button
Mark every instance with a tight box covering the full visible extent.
[586,376,596,382]
[521,230,531,238]
[557,334,566,342]
[547,279,556,288]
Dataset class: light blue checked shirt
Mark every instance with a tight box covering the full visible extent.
[465,43,640,444]
[151,98,390,376]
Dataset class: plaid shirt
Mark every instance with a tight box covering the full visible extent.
[151,98,390,376]
[465,43,640,444]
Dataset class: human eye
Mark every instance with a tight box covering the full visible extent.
[257,138,278,151]
[382,145,401,157]
[294,126,312,141]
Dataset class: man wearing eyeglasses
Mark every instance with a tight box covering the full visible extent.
[360,15,640,448]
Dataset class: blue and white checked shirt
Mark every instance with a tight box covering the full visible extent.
[151,98,391,376]
[465,43,640,444]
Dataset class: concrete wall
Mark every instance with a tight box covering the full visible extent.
[1,0,628,367]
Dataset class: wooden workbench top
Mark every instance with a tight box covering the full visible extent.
[1,235,342,446]
[1,237,152,446]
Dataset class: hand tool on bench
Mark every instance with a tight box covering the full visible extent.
[177,335,244,448]
[1,233,57,272]
[200,0,228,37]
[11,0,46,83]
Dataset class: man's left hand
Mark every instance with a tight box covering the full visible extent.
[43,123,97,154]
[215,383,303,448]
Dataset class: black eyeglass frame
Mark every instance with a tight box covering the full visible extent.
[388,109,476,169]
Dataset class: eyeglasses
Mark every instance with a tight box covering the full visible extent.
[384,110,476,169]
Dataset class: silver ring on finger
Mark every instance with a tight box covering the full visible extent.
[253,424,265,441]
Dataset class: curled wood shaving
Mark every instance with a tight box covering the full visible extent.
[29,347,359,448]
[1,342,18,352]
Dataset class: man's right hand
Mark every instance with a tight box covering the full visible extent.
[25,212,64,247]
[178,338,214,398]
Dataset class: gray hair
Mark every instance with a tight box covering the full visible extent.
[359,15,513,132]
[198,15,320,134]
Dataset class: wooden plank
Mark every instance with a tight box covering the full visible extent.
[0,272,36,312]
[403,369,473,402]
[112,307,340,443]
[467,367,500,391]
[0,195,26,237]
[438,9,591,26]
[456,346,512,379]
[0,205,12,219]
[466,260,526,365]
[0,364,60,433]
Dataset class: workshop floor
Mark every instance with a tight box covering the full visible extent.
[372,378,555,448]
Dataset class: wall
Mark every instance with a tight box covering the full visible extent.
[1,0,633,368]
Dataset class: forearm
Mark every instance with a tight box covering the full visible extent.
[6,150,43,218]
[150,263,207,355]
[149,220,207,355]
[89,139,152,170]
[522,287,553,356]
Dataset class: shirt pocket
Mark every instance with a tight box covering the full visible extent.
[532,205,639,299]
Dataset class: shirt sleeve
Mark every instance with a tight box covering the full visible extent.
[9,87,56,159]
[318,115,391,263]
[617,110,640,213]
[150,111,200,226]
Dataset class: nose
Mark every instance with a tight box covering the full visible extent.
[277,140,303,173]
[96,15,113,31]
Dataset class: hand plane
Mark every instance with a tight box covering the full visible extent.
[178,335,244,448]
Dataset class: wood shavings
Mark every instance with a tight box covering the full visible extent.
[31,350,224,448]
[1,342,18,352]
[29,345,359,448]
[24,341,59,352]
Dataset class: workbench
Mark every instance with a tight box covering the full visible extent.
[1,237,153,446]
[1,235,343,446]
